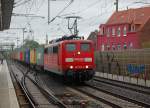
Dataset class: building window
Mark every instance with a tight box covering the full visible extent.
[100,27,105,35]
[100,28,103,35]
[129,24,131,32]
[117,43,121,50]
[107,28,110,37]
[101,44,105,51]
[123,26,127,36]
[106,44,110,50]
[102,27,105,35]
[117,27,121,36]
[129,42,133,48]
[123,43,127,49]
[112,44,115,50]
[112,28,115,36]
[131,25,135,32]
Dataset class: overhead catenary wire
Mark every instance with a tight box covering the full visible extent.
[58,0,102,18]
[48,0,104,34]
[56,0,110,28]
[11,0,149,43]
[78,1,114,26]
[14,0,32,7]
[14,0,25,4]
[48,0,74,24]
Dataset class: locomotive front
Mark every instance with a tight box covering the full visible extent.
[62,40,95,81]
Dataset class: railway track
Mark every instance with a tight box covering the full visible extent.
[12,62,149,108]
[87,78,150,108]
[94,76,150,95]
[36,68,142,108]
[34,71,104,108]
[15,63,100,108]
[8,61,35,108]
[72,85,142,108]
[9,61,67,108]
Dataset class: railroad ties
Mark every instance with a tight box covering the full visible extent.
[8,60,150,108]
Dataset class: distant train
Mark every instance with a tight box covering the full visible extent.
[11,36,95,82]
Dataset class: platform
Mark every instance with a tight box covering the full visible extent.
[0,60,19,108]
[95,72,150,87]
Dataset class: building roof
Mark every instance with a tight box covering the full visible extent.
[0,0,14,31]
[106,6,150,27]
[87,30,98,40]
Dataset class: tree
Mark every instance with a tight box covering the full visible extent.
[21,39,40,49]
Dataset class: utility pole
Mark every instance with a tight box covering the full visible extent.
[48,0,74,24]
[23,28,25,44]
[48,0,50,24]
[114,0,119,12]
[17,37,19,48]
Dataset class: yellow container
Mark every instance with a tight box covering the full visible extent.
[30,49,36,64]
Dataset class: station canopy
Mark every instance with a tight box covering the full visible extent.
[0,0,14,31]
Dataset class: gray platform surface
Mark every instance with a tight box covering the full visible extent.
[0,60,19,108]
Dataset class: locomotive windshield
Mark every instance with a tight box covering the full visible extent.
[81,43,90,52]
[66,43,76,51]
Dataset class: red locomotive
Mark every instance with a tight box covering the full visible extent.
[11,35,95,82]
[44,36,95,82]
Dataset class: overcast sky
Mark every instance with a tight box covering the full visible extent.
[1,0,150,47]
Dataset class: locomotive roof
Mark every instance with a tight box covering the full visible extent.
[45,39,93,48]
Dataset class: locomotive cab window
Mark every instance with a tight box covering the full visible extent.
[53,46,58,53]
[66,43,76,52]
[44,48,48,54]
[48,47,52,53]
[81,43,90,52]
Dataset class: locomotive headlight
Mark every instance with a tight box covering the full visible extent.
[77,51,81,55]
[84,58,92,62]
[86,65,89,69]
[70,66,73,69]
[65,58,74,62]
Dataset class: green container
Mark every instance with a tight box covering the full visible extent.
[36,46,44,66]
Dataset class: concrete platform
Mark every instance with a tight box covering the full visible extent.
[0,60,19,108]
[96,72,150,87]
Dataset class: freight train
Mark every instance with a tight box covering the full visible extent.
[11,35,95,82]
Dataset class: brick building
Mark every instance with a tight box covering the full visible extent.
[97,7,150,51]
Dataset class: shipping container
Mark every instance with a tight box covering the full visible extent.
[30,48,36,65]
[36,47,44,67]
[20,51,23,61]
[15,51,18,60]
[25,48,30,64]
[22,50,25,62]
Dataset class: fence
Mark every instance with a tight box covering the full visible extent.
[95,48,150,86]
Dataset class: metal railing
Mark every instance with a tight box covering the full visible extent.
[95,48,150,86]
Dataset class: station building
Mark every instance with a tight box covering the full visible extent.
[96,6,150,51]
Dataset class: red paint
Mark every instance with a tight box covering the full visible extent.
[20,51,23,61]
[97,24,140,51]
[44,40,95,75]
[61,41,95,72]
